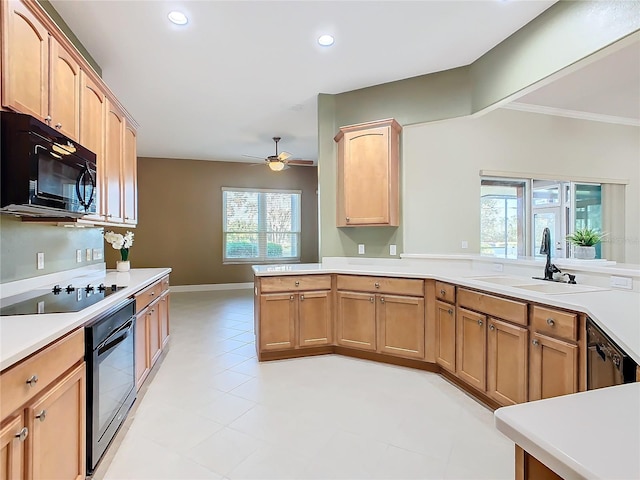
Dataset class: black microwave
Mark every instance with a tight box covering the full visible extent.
[1,111,97,218]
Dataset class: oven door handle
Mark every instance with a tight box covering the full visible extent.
[96,318,134,356]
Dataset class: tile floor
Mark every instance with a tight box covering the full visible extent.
[97,290,514,479]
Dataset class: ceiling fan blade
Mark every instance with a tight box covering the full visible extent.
[278,151,292,161]
[286,159,315,166]
[242,154,266,160]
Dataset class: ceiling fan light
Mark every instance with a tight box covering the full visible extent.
[268,161,285,172]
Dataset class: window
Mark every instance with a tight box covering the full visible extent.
[222,188,301,263]
[480,180,526,259]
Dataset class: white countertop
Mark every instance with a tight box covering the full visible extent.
[253,259,640,364]
[495,383,640,479]
[0,267,171,371]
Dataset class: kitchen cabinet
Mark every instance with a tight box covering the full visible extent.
[105,100,125,224]
[529,332,578,401]
[487,317,528,405]
[336,275,424,359]
[456,307,487,391]
[0,328,85,480]
[134,277,171,390]
[516,446,563,480]
[122,124,138,225]
[257,275,332,354]
[1,1,80,140]
[435,300,456,373]
[334,118,401,227]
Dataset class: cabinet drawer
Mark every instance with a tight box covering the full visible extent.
[435,282,455,303]
[531,306,577,342]
[260,275,331,293]
[337,275,424,296]
[135,280,162,313]
[457,288,527,326]
[0,328,84,416]
[160,275,170,293]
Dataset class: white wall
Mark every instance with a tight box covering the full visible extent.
[403,108,640,263]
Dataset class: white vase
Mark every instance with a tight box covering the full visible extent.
[116,260,131,272]
[574,246,596,259]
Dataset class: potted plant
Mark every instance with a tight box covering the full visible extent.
[104,231,135,271]
[566,228,606,259]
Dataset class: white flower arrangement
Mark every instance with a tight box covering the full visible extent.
[104,231,134,261]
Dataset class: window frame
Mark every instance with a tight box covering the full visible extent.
[221,187,302,264]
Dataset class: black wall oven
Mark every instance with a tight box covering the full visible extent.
[85,298,136,474]
[1,111,97,217]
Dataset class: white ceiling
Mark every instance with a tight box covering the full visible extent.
[50,0,570,164]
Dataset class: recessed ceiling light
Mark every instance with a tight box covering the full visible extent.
[168,11,188,25]
[317,34,334,47]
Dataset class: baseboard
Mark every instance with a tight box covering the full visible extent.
[170,282,253,293]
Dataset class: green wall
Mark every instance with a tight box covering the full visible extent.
[0,216,104,283]
[319,0,640,258]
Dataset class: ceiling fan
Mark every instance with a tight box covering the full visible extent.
[243,137,314,171]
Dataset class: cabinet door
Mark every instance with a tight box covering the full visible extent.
[49,37,80,140]
[377,294,425,359]
[159,292,170,349]
[259,294,296,351]
[529,333,578,401]
[148,303,162,368]
[298,291,332,347]
[456,307,487,391]
[487,318,528,406]
[336,291,376,351]
[122,123,137,225]
[135,311,149,389]
[435,300,456,373]
[0,415,25,480]
[105,100,124,223]
[79,71,106,220]
[27,363,85,480]
[2,0,49,119]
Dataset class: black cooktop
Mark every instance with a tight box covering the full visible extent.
[0,283,126,316]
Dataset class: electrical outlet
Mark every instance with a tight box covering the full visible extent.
[86,248,92,261]
[492,263,504,272]
[37,252,44,270]
[461,240,468,249]
[358,244,365,255]
[76,249,83,263]
[93,248,103,260]
[390,244,397,256]
[610,275,632,290]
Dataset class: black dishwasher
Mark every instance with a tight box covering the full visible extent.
[586,318,637,390]
[85,298,136,474]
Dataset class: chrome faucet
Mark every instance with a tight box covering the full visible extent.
[540,227,561,281]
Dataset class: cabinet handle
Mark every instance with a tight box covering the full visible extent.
[151,309,155,313]
[532,339,540,346]
[300,295,305,301]
[374,282,380,289]
[440,289,446,296]
[380,297,385,303]
[346,217,350,222]
[15,428,28,442]
[44,115,52,124]
[26,374,38,387]
[295,281,300,287]
[477,319,483,326]
[369,297,374,303]
[447,308,453,315]
[36,410,47,422]
[55,123,62,129]
[290,295,294,301]
[151,292,155,296]
[489,324,495,331]
[546,318,555,326]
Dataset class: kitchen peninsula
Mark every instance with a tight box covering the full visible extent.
[253,256,640,479]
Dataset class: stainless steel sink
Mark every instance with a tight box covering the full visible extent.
[511,283,608,294]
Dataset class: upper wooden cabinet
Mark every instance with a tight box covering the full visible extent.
[335,119,401,227]
[123,124,138,224]
[105,101,125,224]
[2,1,80,139]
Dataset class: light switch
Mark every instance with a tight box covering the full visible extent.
[37,252,44,270]
[358,244,365,255]
[76,249,83,263]
[86,248,92,261]
[461,240,468,249]
[390,244,397,256]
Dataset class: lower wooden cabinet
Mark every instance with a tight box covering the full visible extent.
[529,332,578,401]
[147,304,162,368]
[134,309,149,388]
[377,294,425,359]
[259,290,332,352]
[0,414,25,479]
[336,291,376,351]
[27,364,85,480]
[516,445,563,480]
[435,300,456,373]
[456,307,487,391]
[159,292,170,348]
[487,318,528,405]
